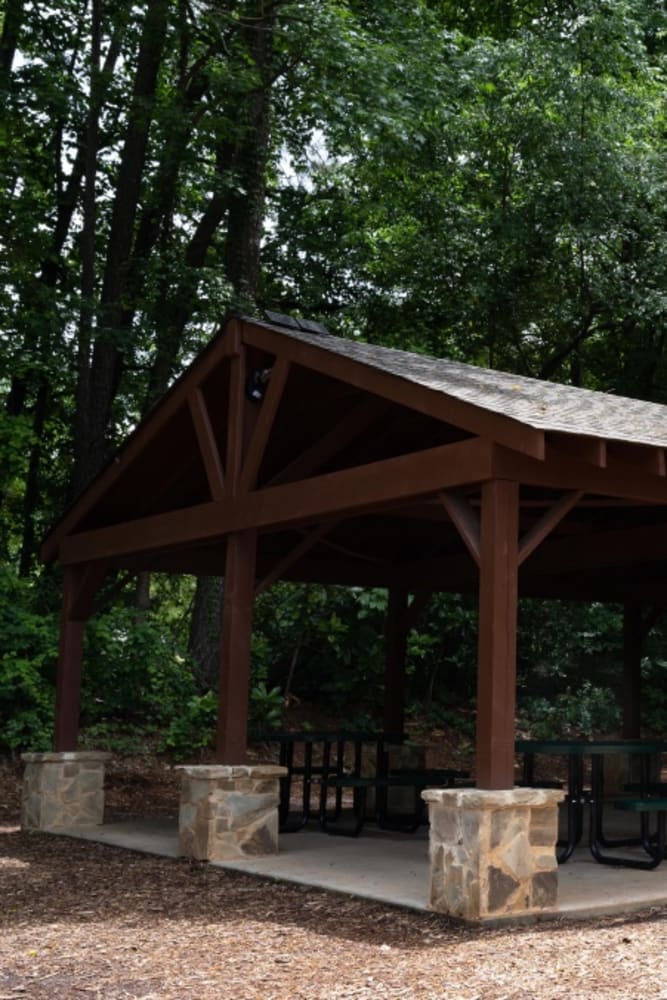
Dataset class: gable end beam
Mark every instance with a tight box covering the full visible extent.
[59,436,495,566]
[41,321,242,564]
[188,388,226,500]
[254,521,335,597]
[267,394,389,487]
[239,358,291,493]
[440,491,481,566]
[242,321,545,460]
[517,491,583,566]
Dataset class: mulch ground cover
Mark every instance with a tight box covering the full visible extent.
[2,754,667,999]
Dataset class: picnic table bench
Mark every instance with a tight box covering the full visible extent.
[591,798,667,870]
[268,730,471,836]
[320,767,471,837]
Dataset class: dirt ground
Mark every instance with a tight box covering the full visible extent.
[2,754,667,1000]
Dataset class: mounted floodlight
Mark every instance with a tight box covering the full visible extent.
[246,367,272,403]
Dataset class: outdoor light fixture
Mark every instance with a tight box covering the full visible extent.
[246,367,272,402]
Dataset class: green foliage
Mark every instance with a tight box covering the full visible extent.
[519,682,622,739]
[159,691,218,759]
[0,567,58,752]
[82,606,196,728]
[79,722,154,757]
[248,682,284,739]
[639,649,667,732]
[253,584,389,714]
[517,599,622,697]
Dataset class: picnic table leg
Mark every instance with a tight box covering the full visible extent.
[301,741,313,822]
[591,806,665,869]
[278,741,293,829]
[320,782,367,837]
[557,755,584,863]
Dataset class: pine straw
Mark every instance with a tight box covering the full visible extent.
[2,757,667,999]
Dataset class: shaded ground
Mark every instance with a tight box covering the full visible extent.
[2,755,667,998]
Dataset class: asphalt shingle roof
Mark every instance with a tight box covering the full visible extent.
[274,324,667,449]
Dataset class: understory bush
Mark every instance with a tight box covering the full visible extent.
[517,681,622,738]
[0,567,58,752]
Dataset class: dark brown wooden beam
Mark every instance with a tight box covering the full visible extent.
[216,529,257,762]
[522,521,667,576]
[608,442,667,477]
[242,320,546,460]
[493,444,667,504]
[549,433,607,467]
[440,491,480,566]
[517,491,583,566]
[476,479,519,790]
[254,522,334,597]
[60,437,495,565]
[239,358,290,493]
[188,388,225,501]
[41,320,242,564]
[54,566,100,752]
[267,395,389,487]
[225,344,246,498]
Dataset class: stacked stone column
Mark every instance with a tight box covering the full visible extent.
[422,787,564,922]
[178,764,286,861]
[21,751,110,831]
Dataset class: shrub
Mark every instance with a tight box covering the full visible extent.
[0,568,58,753]
[518,681,621,738]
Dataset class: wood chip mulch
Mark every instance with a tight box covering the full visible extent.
[2,756,667,999]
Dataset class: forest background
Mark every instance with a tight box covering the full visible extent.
[3,0,667,759]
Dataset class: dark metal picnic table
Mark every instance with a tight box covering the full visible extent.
[270,730,406,832]
[516,738,667,868]
[269,730,470,836]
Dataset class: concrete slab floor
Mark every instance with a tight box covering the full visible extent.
[54,818,667,925]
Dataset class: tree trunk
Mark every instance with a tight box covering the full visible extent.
[72,0,170,493]
[188,575,225,693]
[0,0,23,90]
[188,2,276,687]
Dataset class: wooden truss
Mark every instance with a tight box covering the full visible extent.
[42,316,667,786]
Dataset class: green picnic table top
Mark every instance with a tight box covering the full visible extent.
[516,738,667,755]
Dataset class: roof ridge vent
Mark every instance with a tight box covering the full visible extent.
[264,310,330,336]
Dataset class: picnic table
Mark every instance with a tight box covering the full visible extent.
[268,730,470,836]
[269,730,406,832]
[516,738,667,868]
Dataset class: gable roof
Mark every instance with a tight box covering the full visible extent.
[255,320,667,448]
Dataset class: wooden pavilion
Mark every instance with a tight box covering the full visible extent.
[41,313,667,789]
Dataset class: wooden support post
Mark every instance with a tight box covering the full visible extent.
[384,587,409,734]
[216,530,258,763]
[54,565,106,752]
[476,479,519,789]
[622,602,643,739]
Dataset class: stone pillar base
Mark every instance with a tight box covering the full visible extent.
[422,787,564,923]
[21,752,111,831]
[178,764,287,862]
